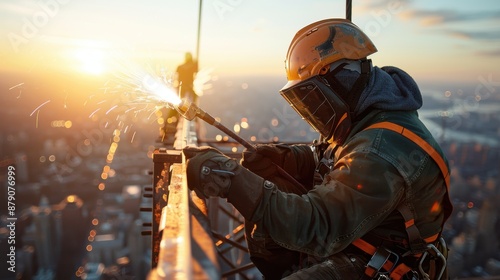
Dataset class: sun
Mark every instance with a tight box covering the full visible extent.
[75,48,106,75]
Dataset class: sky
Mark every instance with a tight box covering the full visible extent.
[1,0,499,87]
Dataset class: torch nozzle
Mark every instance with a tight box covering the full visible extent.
[175,99,216,124]
[174,98,254,151]
[175,99,198,121]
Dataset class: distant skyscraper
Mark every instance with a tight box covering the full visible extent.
[32,196,57,273]
[56,194,87,279]
[15,152,29,183]
[88,232,124,266]
[477,198,499,256]
[128,219,149,279]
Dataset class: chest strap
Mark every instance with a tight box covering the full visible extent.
[351,121,452,279]
[362,122,450,189]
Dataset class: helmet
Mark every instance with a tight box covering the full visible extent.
[283,19,376,84]
[280,19,377,144]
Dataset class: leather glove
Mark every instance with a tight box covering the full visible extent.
[241,144,291,179]
[183,146,265,219]
[241,144,315,194]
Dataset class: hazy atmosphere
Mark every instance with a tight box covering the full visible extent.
[1,1,499,279]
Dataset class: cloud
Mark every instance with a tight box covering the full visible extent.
[357,0,413,10]
[399,7,500,48]
[447,30,500,41]
[354,0,413,15]
[476,49,500,57]
[401,9,500,26]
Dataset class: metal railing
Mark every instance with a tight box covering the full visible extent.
[147,115,256,279]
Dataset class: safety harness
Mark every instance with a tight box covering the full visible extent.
[350,122,453,280]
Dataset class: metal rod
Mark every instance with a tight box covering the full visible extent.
[346,0,352,21]
[196,0,203,62]
[212,121,256,152]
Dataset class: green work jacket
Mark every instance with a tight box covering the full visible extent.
[249,109,450,258]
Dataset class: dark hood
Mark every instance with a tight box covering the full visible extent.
[354,66,423,116]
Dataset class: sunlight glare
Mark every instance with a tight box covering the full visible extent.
[76,48,106,75]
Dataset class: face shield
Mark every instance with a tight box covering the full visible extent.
[280,76,351,142]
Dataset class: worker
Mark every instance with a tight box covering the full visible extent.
[159,52,199,144]
[175,52,198,103]
[183,18,453,279]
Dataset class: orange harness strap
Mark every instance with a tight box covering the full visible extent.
[350,121,451,279]
[362,122,450,189]
[352,239,413,279]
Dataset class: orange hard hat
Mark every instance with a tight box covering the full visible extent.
[283,18,377,89]
[280,19,376,144]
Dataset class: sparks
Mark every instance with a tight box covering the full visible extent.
[30,100,51,116]
[36,111,40,128]
[131,131,137,143]
[64,92,68,109]
[111,62,182,107]
[9,82,25,91]
[106,105,118,115]
[89,108,101,118]
[125,107,136,114]
[142,73,181,105]
[147,109,158,121]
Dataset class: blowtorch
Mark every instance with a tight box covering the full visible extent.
[174,99,308,194]
[175,99,255,152]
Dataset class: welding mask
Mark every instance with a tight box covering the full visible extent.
[280,74,351,143]
[281,18,377,144]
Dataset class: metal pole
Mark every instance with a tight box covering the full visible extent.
[346,0,352,21]
[196,0,203,62]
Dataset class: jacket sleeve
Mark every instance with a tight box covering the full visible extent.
[249,150,405,257]
[284,144,317,189]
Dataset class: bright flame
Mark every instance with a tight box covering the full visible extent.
[142,74,181,105]
[110,62,211,109]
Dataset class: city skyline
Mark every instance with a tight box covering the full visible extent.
[1,1,499,279]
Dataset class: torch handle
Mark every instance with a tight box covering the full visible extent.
[189,103,256,152]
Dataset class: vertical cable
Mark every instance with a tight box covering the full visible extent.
[346,0,352,21]
[196,0,203,62]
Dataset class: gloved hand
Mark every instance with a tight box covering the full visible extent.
[183,146,265,219]
[241,144,291,179]
[241,144,315,194]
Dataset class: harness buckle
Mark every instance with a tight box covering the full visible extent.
[365,247,400,278]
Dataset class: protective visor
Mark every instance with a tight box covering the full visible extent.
[280,76,349,139]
